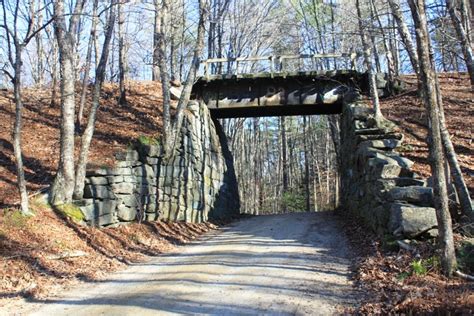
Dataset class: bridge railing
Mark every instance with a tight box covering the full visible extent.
[200,53,362,80]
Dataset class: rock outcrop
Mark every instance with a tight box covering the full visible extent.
[340,97,437,239]
[78,101,240,226]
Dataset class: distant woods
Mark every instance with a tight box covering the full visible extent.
[224,116,339,215]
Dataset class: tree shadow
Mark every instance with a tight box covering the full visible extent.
[0,137,53,186]
[21,212,363,314]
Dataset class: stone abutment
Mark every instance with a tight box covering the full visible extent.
[78,101,240,226]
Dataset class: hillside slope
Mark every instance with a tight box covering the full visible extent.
[0,82,164,207]
[380,73,473,195]
[0,74,471,208]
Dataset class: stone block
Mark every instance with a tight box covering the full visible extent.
[359,139,402,150]
[366,152,413,169]
[145,213,158,221]
[351,106,374,120]
[111,182,135,194]
[89,213,117,227]
[116,194,138,207]
[368,162,402,179]
[136,176,157,185]
[117,204,137,221]
[355,128,387,136]
[115,150,139,161]
[387,186,433,207]
[161,166,182,178]
[84,185,116,199]
[109,167,133,176]
[145,202,157,213]
[392,177,427,187]
[356,132,403,143]
[136,185,156,195]
[107,176,123,184]
[388,203,437,238]
[138,144,162,158]
[80,199,117,221]
[86,168,109,176]
[116,160,142,168]
[85,176,108,185]
[145,157,160,165]
[134,164,155,178]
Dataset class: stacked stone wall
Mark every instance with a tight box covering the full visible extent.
[78,101,240,226]
[340,97,438,239]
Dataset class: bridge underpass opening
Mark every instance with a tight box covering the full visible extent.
[218,114,340,215]
[190,68,382,215]
[187,59,402,219]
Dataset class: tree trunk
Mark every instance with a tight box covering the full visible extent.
[50,0,84,205]
[371,0,396,81]
[436,79,473,219]
[152,0,161,81]
[77,0,99,129]
[280,116,289,195]
[157,0,172,148]
[34,7,44,87]
[74,3,116,200]
[356,0,383,121]
[12,45,31,215]
[446,0,474,88]
[118,1,127,105]
[408,0,457,277]
[169,0,209,151]
[50,32,59,108]
[388,0,420,74]
[303,116,310,211]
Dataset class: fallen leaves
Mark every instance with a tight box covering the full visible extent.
[0,203,216,307]
[338,212,474,314]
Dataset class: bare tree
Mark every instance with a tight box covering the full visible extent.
[117,0,127,105]
[50,0,86,205]
[152,0,161,81]
[159,0,209,154]
[446,0,474,87]
[156,0,172,148]
[356,0,383,121]
[408,0,457,277]
[1,0,52,214]
[74,1,117,199]
[388,0,420,73]
[77,0,99,129]
[171,0,209,142]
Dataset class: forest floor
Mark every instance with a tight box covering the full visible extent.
[380,73,473,195]
[0,73,472,314]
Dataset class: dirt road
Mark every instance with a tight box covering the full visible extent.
[19,212,361,315]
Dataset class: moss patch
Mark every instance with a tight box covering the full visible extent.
[137,135,160,146]
[55,204,85,222]
[1,209,31,229]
